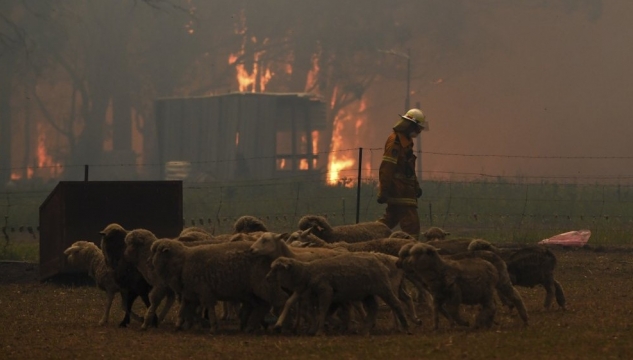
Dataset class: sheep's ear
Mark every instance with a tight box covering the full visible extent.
[99,231,106,236]
[277,233,290,241]
[422,231,428,237]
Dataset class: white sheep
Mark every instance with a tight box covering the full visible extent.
[123,228,177,330]
[289,227,415,257]
[63,241,142,326]
[249,232,347,331]
[295,215,392,243]
[178,227,213,242]
[149,239,288,333]
[285,229,432,314]
[266,254,411,336]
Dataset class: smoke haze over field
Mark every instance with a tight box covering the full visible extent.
[363,2,633,182]
[2,0,632,185]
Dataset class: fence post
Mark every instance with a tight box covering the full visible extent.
[355,147,363,224]
[84,165,89,181]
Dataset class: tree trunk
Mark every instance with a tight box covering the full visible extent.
[0,54,16,186]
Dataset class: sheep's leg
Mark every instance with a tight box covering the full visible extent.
[360,296,379,335]
[176,298,196,330]
[336,303,352,333]
[298,296,318,334]
[442,292,469,328]
[142,286,166,330]
[554,280,566,310]
[221,301,239,320]
[119,292,142,323]
[381,289,410,333]
[406,276,433,313]
[99,291,115,326]
[157,289,176,324]
[475,296,496,329]
[119,291,139,328]
[203,300,219,333]
[398,283,422,326]
[244,302,270,333]
[239,302,253,331]
[542,278,556,310]
[311,287,333,336]
[432,298,442,330]
[500,284,529,325]
[273,291,300,331]
[432,295,455,330]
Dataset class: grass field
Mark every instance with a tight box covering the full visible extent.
[1,247,633,359]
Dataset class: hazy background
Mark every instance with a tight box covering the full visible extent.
[2,0,631,186]
[360,1,633,183]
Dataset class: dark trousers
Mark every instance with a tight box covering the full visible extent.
[377,204,420,239]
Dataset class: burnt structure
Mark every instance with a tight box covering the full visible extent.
[155,92,327,181]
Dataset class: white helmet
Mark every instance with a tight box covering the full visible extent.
[399,108,429,131]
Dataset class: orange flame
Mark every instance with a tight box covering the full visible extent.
[327,98,367,186]
[35,122,62,179]
[229,12,274,93]
[305,52,320,93]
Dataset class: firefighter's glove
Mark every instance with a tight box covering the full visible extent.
[416,187,423,198]
[377,194,388,204]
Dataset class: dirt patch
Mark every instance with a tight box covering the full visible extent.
[0,261,39,284]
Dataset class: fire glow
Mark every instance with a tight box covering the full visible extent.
[227,13,360,186]
[228,11,273,93]
[327,98,367,186]
[36,123,63,178]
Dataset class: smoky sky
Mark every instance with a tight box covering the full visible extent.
[361,2,633,183]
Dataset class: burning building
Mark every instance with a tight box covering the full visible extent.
[154,92,327,181]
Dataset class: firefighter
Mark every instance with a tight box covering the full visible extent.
[376,108,429,238]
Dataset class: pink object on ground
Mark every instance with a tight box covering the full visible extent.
[538,230,591,246]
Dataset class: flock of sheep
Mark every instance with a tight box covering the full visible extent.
[62,215,566,335]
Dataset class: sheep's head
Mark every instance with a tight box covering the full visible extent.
[250,232,286,256]
[422,227,450,241]
[396,242,416,269]
[64,241,98,268]
[123,228,156,263]
[409,243,441,269]
[99,223,128,268]
[149,239,179,275]
[285,227,318,245]
[266,257,293,281]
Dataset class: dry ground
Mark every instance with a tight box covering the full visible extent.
[1,247,633,359]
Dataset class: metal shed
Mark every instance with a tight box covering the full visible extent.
[39,181,183,281]
[155,92,327,181]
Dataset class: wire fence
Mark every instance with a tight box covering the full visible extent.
[2,148,633,249]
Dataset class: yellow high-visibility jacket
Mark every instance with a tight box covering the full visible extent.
[378,131,420,207]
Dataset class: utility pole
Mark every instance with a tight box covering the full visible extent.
[378,47,421,180]
[405,48,411,112]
